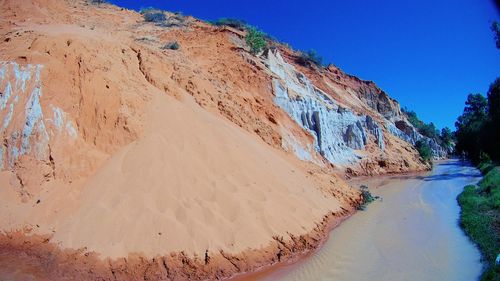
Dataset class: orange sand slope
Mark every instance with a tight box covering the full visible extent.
[54,94,349,258]
[0,91,351,258]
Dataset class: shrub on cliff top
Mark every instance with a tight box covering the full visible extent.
[141,8,187,27]
[210,18,248,30]
[245,27,267,55]
[141,8,167,23]
[296,49,323,67]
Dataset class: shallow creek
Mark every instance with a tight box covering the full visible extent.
[259,159,483,281]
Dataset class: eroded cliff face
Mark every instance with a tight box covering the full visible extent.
[0,0,445,279]
[267,50,385,165]
[0,0,446,190]
[263,49,445,175]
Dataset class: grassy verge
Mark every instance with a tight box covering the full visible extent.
[457,161,500,281]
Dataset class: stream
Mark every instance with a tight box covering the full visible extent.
[260,159,483,281]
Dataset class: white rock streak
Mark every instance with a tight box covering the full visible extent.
[0,61,78,169]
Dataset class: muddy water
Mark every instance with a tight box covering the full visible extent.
[262,159,483,281]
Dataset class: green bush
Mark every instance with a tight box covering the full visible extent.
[210,18,248,30]
[457,165,500,280]
[402,107,442,141]
[296,49,323,67]
[141,8,167,23]
[415,140,433,163]
[162,41,180,50]
[491,21,500,49]
[140,8,186,28]
[478,160,495,174]
[245,27,267,55]
[357,185,376,211]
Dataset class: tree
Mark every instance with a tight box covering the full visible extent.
[402,107,421,128]
[491,21,500,49]
[485,78,500,161]
[440,127,454,147]
[420,122,439,140]
[402,107,441,141]
[454,94,488,161]
[415,140,433,163]
[487,77,500,122]
[463,93,488,118]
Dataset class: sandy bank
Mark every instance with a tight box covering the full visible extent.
[0,209,357,280]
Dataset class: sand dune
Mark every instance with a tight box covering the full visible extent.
[0,93,344,259]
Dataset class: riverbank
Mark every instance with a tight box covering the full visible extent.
[1,160,473,281]
[0,208,360,280]
[457,161,500,280]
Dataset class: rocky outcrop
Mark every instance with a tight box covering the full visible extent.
[365,115,385,150]
[267,50,385,165]
[266,49,446,168]
[356,82,400,120]
[387,120,447,158]
[265,50,447,166]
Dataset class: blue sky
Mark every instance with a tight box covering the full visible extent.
[111,0,500,130]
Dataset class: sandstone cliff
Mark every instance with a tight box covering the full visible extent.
[0,0,445,279]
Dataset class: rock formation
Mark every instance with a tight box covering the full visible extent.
[0,0,447,279]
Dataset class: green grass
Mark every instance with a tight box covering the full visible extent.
[457,162,500,280]
[478,161,496,175]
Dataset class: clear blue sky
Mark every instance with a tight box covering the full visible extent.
[111,0,500,130]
